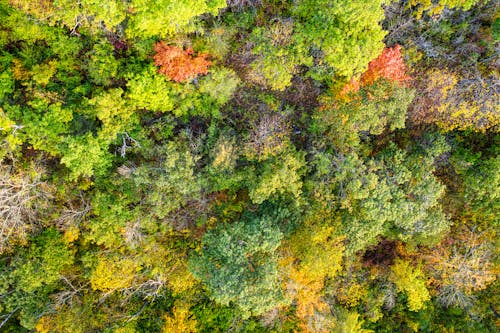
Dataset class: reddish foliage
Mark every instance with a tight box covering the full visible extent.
[340,45,409,98]
[362,44,409,85]
[153,42,211,82]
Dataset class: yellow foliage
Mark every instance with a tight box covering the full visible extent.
[90,257,140,292]
[35,316,50,333]
[63,225,80,243]
[11,58,30,80]
[411,68,499,132]
[162,300,197,333]
[336,282,369,308]
[390,259,430,311]
[167,264,197,295]
[280,221,344,332]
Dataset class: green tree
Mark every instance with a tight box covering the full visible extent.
[189,214,285,317]
[316,80,415,150]
[248,149,305,204]
[293,0,387,79]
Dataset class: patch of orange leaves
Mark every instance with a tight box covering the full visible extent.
[153,42,211,82]
[340,45,409,98]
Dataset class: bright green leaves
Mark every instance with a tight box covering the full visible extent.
[189,215,285,316]
[61,134,112,180]
[126,0,227,38]
[126,65,176,113]
[91,88,137,142]
[0,70,14,102]
[12,0,227,38]
[246,0,387,89]
[293,0,387,79]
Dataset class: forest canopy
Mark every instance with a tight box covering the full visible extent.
[0,0,498,332]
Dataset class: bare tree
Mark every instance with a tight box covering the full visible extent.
[0,164,52,254]
[424,227,496,309]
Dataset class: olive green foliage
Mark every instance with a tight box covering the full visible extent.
[248,149,306,204]
[326,140,449,253]
[132,141,201,219]
[316,80,415,149]
[189,214,285,316]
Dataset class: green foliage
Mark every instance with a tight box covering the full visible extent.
[189,214,285,316]
[0,70,14,102]
[14,229,74,292]
[248,149,305,204]
[60,134,112,180]
[316,80,415,149]
[0,229,74,329]
[249,21,312,90]
[322,141,449,253]
[293,0,387,79]
[198,67,240,105]
[126,65,176,113]
[126,0,227,38]
[132,141,201,219]
[84,40,120,86]
[333,311,374,333]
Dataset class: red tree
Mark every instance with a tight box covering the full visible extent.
[153,42,211,82]
[340,45,409,97]
[362,44,409,85]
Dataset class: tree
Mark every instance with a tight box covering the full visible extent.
[407,0,480,19]
[248,149,305,204]
[280,219,344,332]
[317,80,415,150]
[189,214,285,317]
[424,229,496,309]
[132,141,201,219]
[83,40,120,86]
[409,68,499,131]
[162,300,197,333]
[249,20,312,91]
[390,259,430,312]
[154,42,212,83]
[333,311,374,333]
[315,140,449,254]
[11,0,227,38]
[0,229,75,329]
[340,45,410,96]
[0,164,52,254]
[89,256,140,292]
[126,65,176,113]
[126,0,227,38]
[293,0,387,79]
